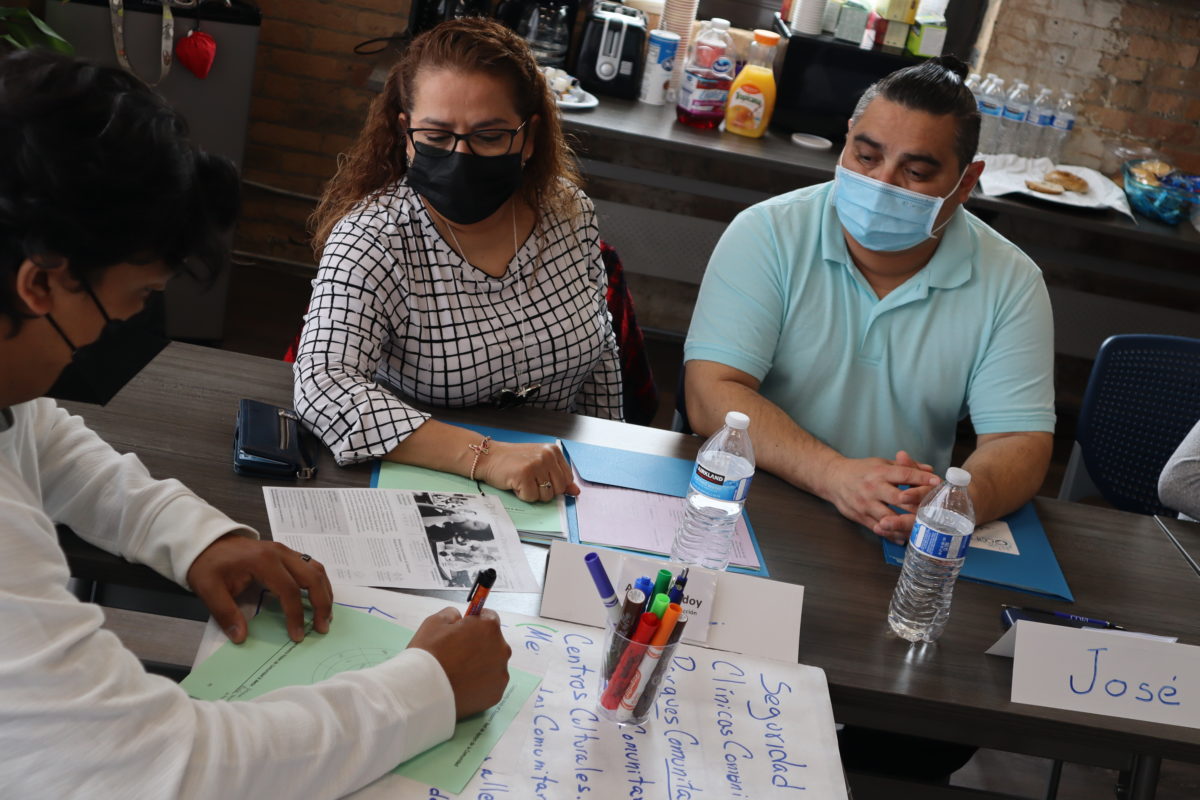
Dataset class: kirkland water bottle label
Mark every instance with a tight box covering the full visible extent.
[909,521,972,561]
[1033,112,1054,125]
[1002,107,1026,121]
[1053,117,1075,131]
[690,465,752,502]
[979,101,1002,116]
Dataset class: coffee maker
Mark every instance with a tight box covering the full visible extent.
[575,1,646,99]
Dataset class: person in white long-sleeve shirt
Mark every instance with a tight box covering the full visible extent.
[0,49,510,799]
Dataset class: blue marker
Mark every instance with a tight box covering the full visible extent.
[585,552,622,627]
[633,575,655,607]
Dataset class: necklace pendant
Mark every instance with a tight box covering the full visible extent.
[494,382,541,410]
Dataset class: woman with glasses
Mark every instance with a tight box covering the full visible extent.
[300,18,622,502]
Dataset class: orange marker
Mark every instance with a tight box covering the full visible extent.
[465,568,496,616]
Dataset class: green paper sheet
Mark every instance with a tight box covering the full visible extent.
[376,461,566,539]
[182,602,539,795]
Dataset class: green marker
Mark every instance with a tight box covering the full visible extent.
[649,592,670,619]
[651,568,673,608]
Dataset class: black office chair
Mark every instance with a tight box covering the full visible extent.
[1058,334,1200,515]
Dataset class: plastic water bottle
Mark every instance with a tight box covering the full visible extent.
[964,72,981,94]
[976,74,1005,154]
[670,410,755,571]
[1044,91,1076,165]
[998,81,1031,155]
[1022,86,1055,159]
[887,467,975,643]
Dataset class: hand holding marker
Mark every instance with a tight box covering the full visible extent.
[465,568,496,616]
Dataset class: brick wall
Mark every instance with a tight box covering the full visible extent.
[237,0,412,267]
[978,0,1200,173]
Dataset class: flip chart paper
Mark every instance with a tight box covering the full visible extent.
[181,601,539,795]
[1012,622,1200,729]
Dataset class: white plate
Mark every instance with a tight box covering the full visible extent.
[977,155,1133,217]
[558,88,599,110]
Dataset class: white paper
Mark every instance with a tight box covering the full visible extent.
[1011,622,1198,729]
[970,520,1020,555]
[262,488,538,592]
[612,556,719,645]
[986,619,1178,658]
[540,541,804,661]
[977,154,1133,217]
[197,585,846,799]
[572,470,762,570]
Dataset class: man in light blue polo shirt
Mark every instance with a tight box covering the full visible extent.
[685,56,1055,545]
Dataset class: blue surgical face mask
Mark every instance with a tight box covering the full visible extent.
[833,159,966,252]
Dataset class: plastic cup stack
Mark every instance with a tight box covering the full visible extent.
[661,0,700,100]
[789,0,826,35]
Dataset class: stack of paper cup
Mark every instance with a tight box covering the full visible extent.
[661,0,699,101]
[789,0,827,35]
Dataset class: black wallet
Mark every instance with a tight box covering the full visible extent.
[233,399,317,480]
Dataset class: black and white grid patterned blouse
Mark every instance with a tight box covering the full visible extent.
[294,179,623,465]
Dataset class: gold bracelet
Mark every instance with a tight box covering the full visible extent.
[468,435,492,482]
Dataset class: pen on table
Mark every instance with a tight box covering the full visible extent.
[584,552,622,628]
[1004,604,1124,630]
[465,568,496,616]
[604,587,647,680]
[617,602,682,721]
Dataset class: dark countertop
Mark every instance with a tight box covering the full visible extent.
[560,96,1200,256]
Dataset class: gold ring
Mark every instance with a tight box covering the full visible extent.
[539,481,553,489]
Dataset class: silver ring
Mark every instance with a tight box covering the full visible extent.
[300,553,312,562]
[539,481,553,489]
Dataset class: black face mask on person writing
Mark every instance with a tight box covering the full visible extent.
[44,284,169,406]
[407,143,524,225]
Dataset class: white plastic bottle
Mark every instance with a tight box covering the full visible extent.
[976,74,1005,154]
[1022,86,1055,159]
[998,81,1030,155]
[676,18,737,130]
[670,410,755,571]
[887,467,976,643]
[1045,91,1076,166]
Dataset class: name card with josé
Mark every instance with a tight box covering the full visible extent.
[1011,622,1198,729]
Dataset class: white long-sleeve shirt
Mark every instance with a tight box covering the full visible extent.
[0,399,455,798]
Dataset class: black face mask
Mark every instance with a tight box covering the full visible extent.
[45,284,169,406]
[407,143,523,225]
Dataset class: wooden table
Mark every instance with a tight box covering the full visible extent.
[61,343,1200,799]
[1156,515,1200,578]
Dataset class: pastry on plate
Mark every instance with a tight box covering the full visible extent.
[1044,169,1089,192]
[1025,178,1065,194]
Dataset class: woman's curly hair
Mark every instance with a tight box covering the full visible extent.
[309,17,581,252]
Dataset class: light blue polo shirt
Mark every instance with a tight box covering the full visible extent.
[684,181,1055,474]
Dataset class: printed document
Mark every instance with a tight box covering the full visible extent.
[263,488,538,591]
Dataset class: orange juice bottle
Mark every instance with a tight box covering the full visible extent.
[725,29,780,138]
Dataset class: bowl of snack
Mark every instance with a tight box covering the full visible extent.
[1122,159,1196,225]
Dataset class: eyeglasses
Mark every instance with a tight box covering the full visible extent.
[406,119,530,158]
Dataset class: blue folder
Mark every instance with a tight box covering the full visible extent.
[881,501,1074,601]
[374,425,770,577]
